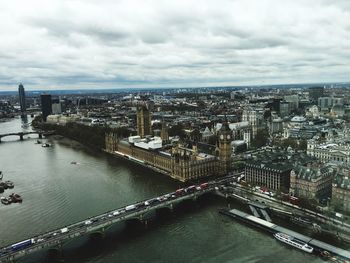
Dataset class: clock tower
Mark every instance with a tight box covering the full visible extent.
[218,116,232,175]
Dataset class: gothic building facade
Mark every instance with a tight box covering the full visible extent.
[136,102,152,138]
[105,123,232,182]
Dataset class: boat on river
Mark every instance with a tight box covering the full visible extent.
[274,232,314,253]
[9,193,22,203]
[1,197,12,205]
[4,181,14,189]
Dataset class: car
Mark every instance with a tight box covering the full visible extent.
[85,220,93,225]
[148,199,159,205]
[125,204,137,211]
[112,211,120,216]
[187,185,196,192]
[200,183,209,189]
[60,228,69,234]
[144,201,150,206]
[37,238,44,242]
[175,188,184,196]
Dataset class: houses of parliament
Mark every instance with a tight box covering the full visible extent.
[105,102,232,182]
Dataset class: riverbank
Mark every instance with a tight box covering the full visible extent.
[33,122,109,151]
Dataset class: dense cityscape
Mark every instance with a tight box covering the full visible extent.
[1,0,350,262]
[0,83,350,262]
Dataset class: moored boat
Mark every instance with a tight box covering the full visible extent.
[4,181,14,189]
[0,182,8,189]
[274,232,314,253]
[1,197,12,205]
[9,193,22,203]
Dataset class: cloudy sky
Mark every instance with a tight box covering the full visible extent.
[0,0,349,91]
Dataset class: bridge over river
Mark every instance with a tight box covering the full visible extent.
[0,131,54,143]
[0,176,234,262]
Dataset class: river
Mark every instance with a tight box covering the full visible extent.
[0,117,323,263]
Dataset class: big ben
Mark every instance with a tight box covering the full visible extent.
[218,117,232,175]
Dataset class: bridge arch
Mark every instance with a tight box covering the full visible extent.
[0,131,52,143]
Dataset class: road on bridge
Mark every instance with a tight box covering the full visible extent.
[0,175,236,262]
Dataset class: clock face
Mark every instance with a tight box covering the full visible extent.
[220,135,224,139]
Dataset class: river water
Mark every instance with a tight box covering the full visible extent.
[0,117,324,263]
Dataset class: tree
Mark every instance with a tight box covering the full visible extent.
[298,139,307,151]
[168,124,186,139]
[250,128,269,148]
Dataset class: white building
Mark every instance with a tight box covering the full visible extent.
[307,140,350,164]
[131,136,163,150]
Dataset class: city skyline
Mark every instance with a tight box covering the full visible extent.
[0,0,350,91]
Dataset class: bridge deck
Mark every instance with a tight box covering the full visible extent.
[0,183,219,262]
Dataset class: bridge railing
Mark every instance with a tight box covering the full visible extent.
[0,185,220,261]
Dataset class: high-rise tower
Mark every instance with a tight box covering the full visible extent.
[218,116,232,175]
[136,102,152,138]
[18,83,26,115]
[41,94,52,122]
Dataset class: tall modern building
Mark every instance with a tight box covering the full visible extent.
[40,94,52,122]
[18,83,26,115]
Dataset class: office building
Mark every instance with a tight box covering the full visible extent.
[18,83,26,115]
[290,164,333,202]
[40,94,52,122]
[309,87,324,103]
[245,151,314,191]
[332,174,350,212]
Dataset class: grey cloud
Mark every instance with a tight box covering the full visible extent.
[0,0,349,90]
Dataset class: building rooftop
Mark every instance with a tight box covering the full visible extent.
[333,174,350,190]
[293,165,332,181]
[246,150,315,173]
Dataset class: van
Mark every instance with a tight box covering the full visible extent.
[85,220,93,225]
[125,204,136,211]
[112,211,120,216]
[60,227,69,234]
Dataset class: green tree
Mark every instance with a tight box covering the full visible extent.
[168,124,186,139]
[251,128,269,148]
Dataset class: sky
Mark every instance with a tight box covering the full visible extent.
[0,0,349,91]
